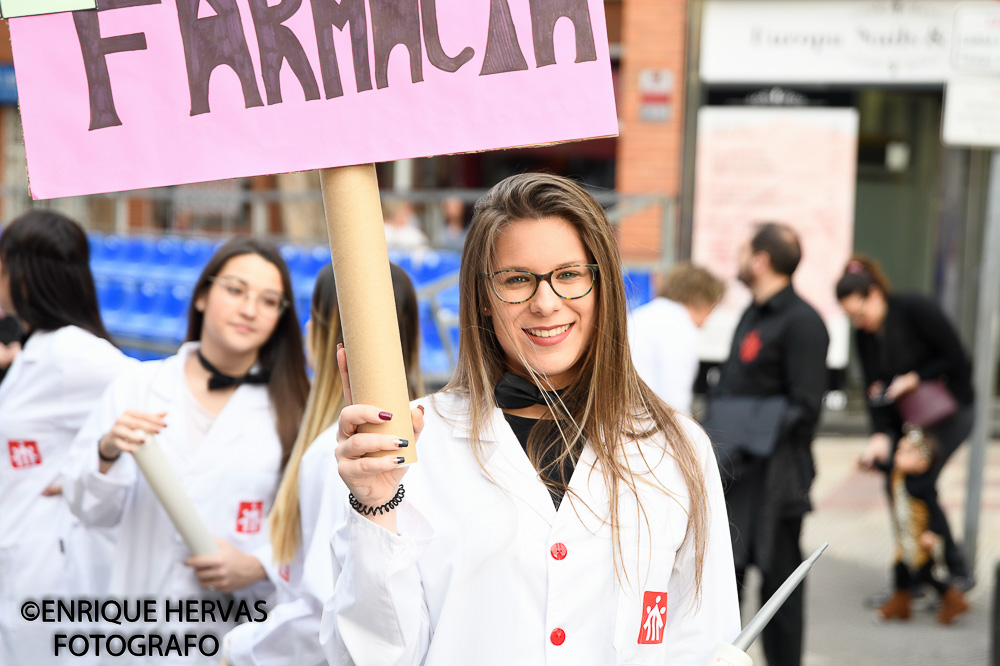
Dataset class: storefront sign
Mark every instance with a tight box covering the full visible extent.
[951,2,1000,73]
[701,0,959,84]
[943,75,1000,147]
[8,0,617,199]
[638,68,673,122]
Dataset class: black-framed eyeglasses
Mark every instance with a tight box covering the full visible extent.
[208,276,289,317]
[483,264,599,304]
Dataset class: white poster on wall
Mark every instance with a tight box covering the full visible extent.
[692,107,859,368]
[701,0,960,84]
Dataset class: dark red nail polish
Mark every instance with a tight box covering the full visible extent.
[379,411,393,421]
[417,405,425,414]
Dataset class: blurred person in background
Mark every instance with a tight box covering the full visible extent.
[222,262,423,666]
[0,211,135,664]
[439,195,469,251]
[876,425,970,624]
[709,222,829,666]
[66,237,309,666]
[383,198,429,251]
[629,261,724,414]
[836,256,973,593]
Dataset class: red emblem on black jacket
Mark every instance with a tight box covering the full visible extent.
[740,330,762,363]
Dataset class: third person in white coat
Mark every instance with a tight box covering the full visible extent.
[0,211,135,665]
[323,174,740,665]
[222,262,424,666]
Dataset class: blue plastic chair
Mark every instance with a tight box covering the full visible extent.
[90,234,127,278]
[176,238,218,283]
[116,237,158,279]
[295,290,312,330]
[156,282,192,344]
[623,270,655,311]
[418,300,451,377]
[116,281,162,339]
[145,237,182,281]
[99,277,137,337]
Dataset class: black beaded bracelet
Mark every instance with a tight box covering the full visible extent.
[349,484,405,516]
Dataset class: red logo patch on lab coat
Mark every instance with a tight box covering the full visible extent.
[278,565,290,582]
[637,591,667,645]
[8,440,42,468]
[739,330,762,363]
[236,501,263,534]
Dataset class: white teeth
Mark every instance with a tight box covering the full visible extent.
[525,324,571,338]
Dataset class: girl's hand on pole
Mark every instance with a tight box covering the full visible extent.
[334,344,424,514]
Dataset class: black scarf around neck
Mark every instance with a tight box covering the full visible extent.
[197,350,271,391]
[493,371,566,410]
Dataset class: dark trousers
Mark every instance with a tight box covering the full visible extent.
[895,561,948,596]
[736,516,804,666]
[902,404,974,579]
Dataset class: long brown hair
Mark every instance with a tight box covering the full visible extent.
[185,237,309,469]
[269,262,423,564]
[445,173,709,593]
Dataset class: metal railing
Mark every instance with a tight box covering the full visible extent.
[0,184,676,386]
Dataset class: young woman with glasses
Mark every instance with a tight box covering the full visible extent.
[322,174,739,664]
[0,211,136,664]
[67,237,309,665]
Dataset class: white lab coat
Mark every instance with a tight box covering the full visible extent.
[224,433,340,666]
[66,342,282,665]
[0,326,135,666]
[628,298,701,415]
[321,391,740,666]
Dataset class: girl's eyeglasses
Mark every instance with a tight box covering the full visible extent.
[483,264,599,304]
[209,276,288,317]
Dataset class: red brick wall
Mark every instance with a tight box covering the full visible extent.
[614,0,688,261]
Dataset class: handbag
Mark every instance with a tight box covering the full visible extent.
[895,380,957,429]
[701,396,788,482]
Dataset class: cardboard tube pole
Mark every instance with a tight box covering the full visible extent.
[132,433,218,556]
[319,165,416,464]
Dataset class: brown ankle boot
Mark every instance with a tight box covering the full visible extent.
[938,588,970,624]
[879,590,912,620]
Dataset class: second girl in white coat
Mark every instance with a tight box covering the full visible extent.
[222,262,423,665]
[67,237,309,665]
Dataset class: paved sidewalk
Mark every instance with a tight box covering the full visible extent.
[738,436,998,666]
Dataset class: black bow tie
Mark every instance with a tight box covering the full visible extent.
[494,372,566,410]
[197,350,271,391]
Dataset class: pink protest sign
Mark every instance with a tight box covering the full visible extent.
[9,0,617,200]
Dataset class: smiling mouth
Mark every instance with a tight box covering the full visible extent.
[524,324,572,338]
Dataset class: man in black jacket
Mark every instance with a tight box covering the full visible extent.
[713,223,829,666]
